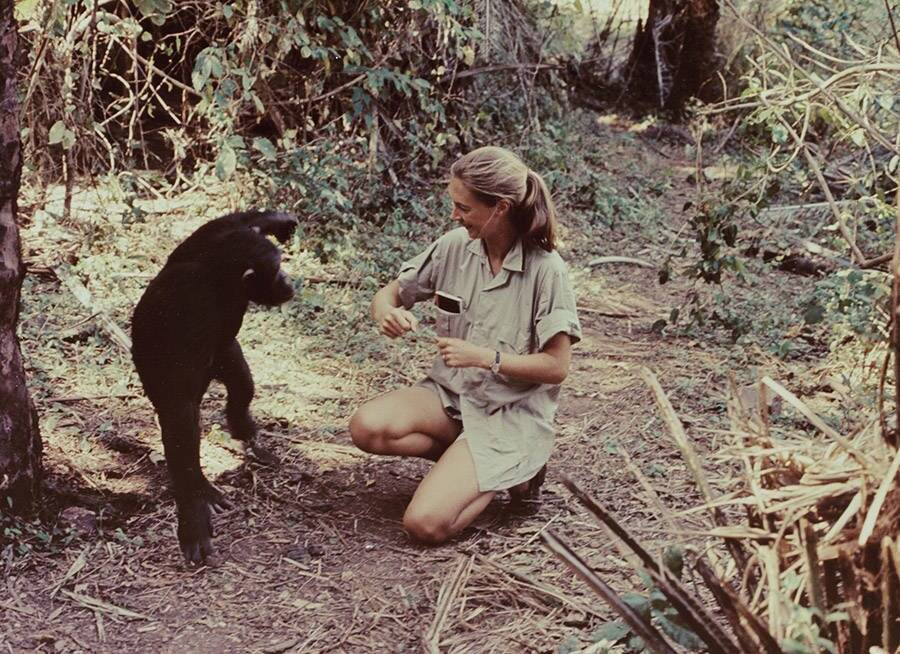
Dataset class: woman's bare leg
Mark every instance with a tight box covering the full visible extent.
[349,386,461,461]
[402,439,495,544]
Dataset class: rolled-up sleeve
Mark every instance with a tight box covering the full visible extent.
[397,238,443,309]
[534,264,582,350]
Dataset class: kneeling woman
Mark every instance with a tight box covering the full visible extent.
[349,146,582,544]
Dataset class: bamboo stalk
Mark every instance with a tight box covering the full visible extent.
[881,537,899,652]
[640,367,748,569]
[858,447,900,546]
[891,186,900,448]
[559,476,741,652]
[540,530,679,654]
[760,376,872,468]
[800,519,832,644]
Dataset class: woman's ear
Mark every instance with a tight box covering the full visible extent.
[497,198,513,217]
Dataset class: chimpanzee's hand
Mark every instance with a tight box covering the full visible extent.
[248,212,298,243]
[176,484,232,564]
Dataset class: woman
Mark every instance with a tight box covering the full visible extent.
[349,146,582,544]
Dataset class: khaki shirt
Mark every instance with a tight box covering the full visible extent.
[397,227,582,491]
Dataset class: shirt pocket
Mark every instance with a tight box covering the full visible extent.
[436,312,463,338]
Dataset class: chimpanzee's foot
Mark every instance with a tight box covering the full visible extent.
[176,496,215,564]
[176,482,232,564]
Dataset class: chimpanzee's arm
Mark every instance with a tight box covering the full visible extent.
[239,211,298,243]
[167,211,298,265]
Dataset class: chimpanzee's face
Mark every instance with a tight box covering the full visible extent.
[243,251,294,306]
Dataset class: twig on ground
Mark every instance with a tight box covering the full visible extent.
[588,256,655,269]
[424,554,473,654]
[54,264,132,352]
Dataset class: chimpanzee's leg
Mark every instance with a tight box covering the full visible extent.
[213,339,278,465]
[156,398,230,563]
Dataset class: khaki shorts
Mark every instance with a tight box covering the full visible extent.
[416,377,462,423]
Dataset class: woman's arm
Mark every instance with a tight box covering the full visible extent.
[437,332,572,385]
[372,279,420,338]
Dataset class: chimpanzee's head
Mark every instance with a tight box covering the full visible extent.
[242,247,294,306]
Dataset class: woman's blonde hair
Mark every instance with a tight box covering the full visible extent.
[450,146,558,252]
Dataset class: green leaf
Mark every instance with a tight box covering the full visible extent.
[849,128,866,147]
[590,620,630,644]
[48,121,66,145]
[771,124,788,144]
[656,613,704,649]
[803,302,825,325]
[663,545,684,578]
[215,145,237,181]
[888,154,899,174]
[782,638,814,654]
[253,137,277,161]
[622,592,651,619]
[61,129,75,150]
[555,634,581,654]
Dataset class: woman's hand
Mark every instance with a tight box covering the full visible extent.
[378,306,419,338]
[437,337,493,369]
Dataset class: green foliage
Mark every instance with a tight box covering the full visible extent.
[687,200,744,284]
[581,546,705,653]
[1,511,78,563]
[803,269,891,345]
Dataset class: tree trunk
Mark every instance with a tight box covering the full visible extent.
[0,0,42,512]
[624,0,720,117]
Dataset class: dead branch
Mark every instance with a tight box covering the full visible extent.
[54,264,132,352]
[588,255,655,268]
[640,367,748,570]
[540,529,679,654]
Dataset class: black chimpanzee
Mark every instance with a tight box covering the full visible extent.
[131,210,298,563]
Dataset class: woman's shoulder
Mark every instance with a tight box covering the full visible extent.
[439,226,471,246]
[526,247,570,275]
[430,226,472,255]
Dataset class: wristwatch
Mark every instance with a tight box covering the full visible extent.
[490,350,501,375]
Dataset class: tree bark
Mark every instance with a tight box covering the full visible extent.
[0,0,42,512]
[624,0,720,117]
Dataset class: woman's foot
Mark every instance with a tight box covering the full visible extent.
[508,464,547,508]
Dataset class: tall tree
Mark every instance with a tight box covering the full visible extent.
[0,0,42,512]
[625,0,720,116]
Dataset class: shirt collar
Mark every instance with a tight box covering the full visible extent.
[465,238,525,272]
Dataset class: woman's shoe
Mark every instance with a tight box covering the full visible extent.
[509,464,547,507]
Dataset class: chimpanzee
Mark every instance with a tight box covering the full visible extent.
[131,210,298,563]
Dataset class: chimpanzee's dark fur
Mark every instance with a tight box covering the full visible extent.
[131,211,297,563]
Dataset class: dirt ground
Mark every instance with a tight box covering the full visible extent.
[2,121,774,653]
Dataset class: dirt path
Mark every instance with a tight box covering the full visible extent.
[2,124,736,653]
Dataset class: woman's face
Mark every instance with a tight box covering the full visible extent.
[448,177,504,240]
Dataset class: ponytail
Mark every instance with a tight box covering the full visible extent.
[517,169,558,252]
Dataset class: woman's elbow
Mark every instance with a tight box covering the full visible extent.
[547,365,569,385]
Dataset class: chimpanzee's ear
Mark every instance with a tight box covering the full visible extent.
[251,226,261,234]
[242,268,255,281]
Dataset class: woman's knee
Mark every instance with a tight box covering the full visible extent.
[349,405,385,452]
[403,506,453,544]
